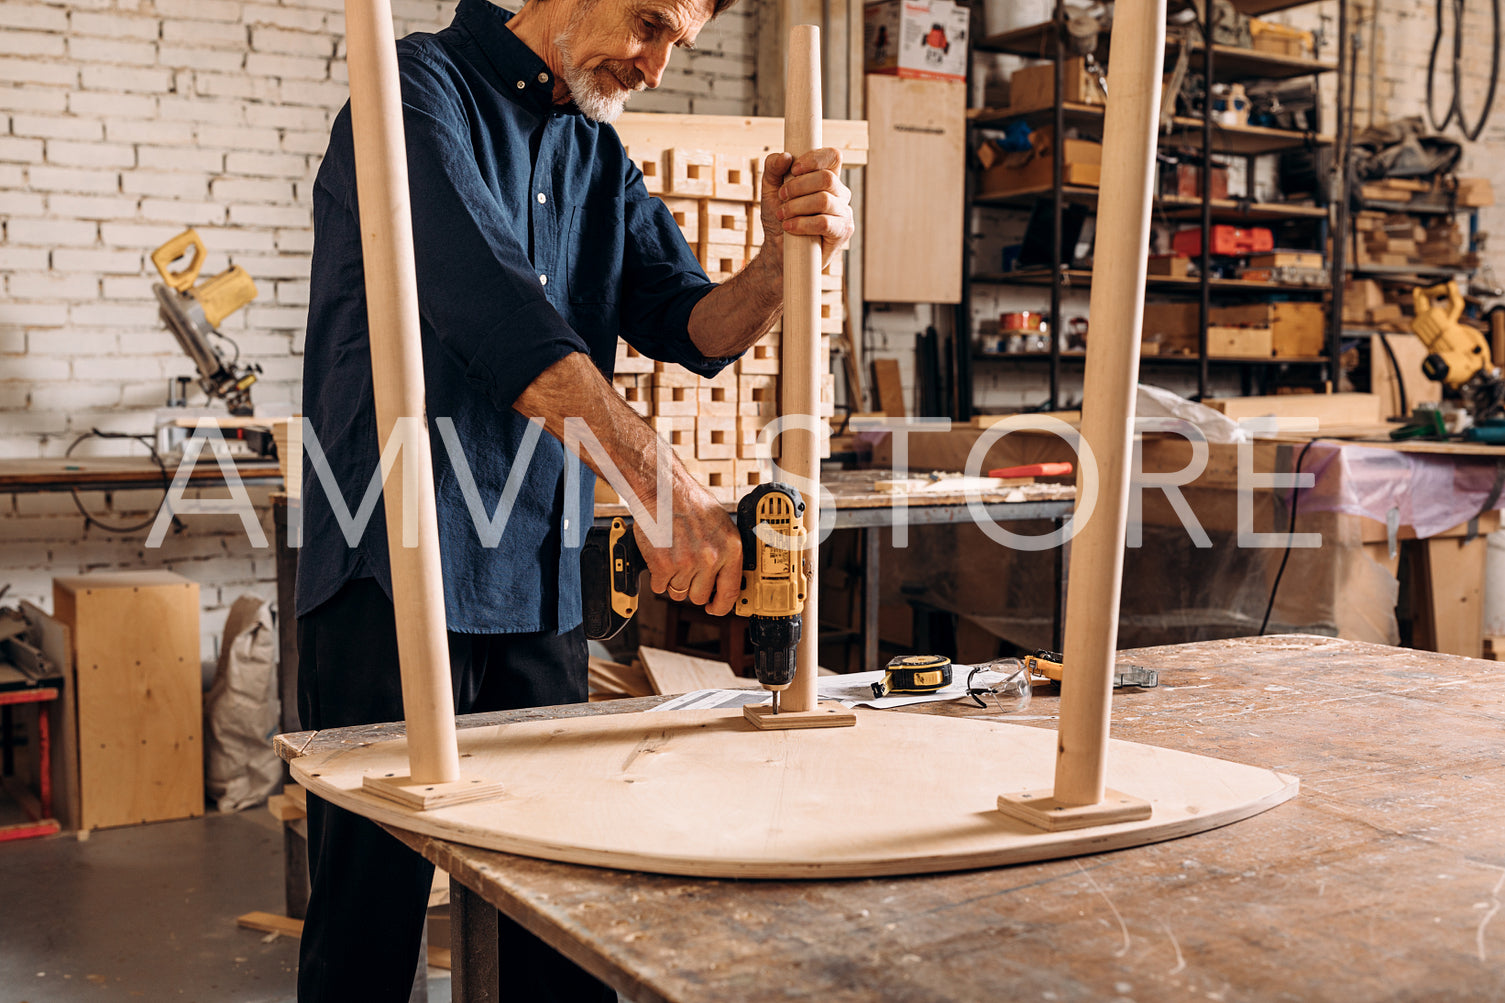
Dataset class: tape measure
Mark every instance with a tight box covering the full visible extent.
[871,654,953,699]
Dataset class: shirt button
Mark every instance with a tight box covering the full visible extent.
[539,274,548,286]
[536,192,547,204]
[562,518,570,532]
[538,72,549,83]
[516,80,526,90]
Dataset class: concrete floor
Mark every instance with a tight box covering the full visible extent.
[0,810,451,1003]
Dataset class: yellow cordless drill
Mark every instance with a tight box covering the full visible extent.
[581,483,808,710]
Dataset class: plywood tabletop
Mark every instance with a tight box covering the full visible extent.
[279,635,1505,1001]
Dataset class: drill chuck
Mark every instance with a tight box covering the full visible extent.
[748,614,800,690]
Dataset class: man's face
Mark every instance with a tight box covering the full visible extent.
[556,0,714,122]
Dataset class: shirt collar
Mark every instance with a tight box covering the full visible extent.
[453,0,564,115]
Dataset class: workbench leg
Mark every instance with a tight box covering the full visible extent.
[451,878,499,1003]
[1419,534,1486,658]
[1052,516,1071,653]
[283,820,310,921]
[863,527,879,673]
[274,496,300,786]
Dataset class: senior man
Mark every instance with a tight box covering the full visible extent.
[296,0,854,998]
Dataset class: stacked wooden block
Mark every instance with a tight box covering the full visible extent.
[609,144,845,502]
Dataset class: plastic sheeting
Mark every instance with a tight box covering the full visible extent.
[1291,442,1505,540]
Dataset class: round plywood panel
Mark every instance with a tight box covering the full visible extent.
[291,708,1297,879]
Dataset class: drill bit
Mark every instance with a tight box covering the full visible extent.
[771,690,781,715]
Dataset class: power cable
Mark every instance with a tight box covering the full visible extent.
[64,429,181,535]
[1426,0,1501,142]
[1258,438,1321,636]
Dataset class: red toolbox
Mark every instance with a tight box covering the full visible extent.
[1172,225,1274,257]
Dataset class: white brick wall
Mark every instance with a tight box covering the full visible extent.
[0,0,758,665]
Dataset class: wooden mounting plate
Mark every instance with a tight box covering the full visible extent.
[743,702,857,729]
[290,708,1297,879]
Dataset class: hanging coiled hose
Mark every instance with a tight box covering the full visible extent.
[1426,0,1501,142]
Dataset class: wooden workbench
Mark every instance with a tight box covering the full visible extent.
[276,634,1505,1001]
[0,456,283,493]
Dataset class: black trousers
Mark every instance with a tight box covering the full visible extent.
[296,576,612,1003]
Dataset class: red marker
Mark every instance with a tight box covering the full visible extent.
[988,462,1074,478]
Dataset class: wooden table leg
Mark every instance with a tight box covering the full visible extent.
[863,527,879,673]
[1419,534,1486,658]
[283,819,310,921]
[451,878,499,1003]
[1053,515,1071,653]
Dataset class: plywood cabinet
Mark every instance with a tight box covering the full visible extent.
[53,571,203,830]
[863,75,966,303]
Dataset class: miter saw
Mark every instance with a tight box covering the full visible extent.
[151,229,262,416]
[1406,280,1505,440]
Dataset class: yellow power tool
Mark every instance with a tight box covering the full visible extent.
[581,483,809,713]
[1411,281,1493,389]
[151,228,261,414]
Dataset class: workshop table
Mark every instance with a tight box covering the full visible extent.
[275,634,1505,1001]
[271,476,1076,731]
[0,456,283,493]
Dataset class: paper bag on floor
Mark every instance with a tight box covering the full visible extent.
[205,595,281,812]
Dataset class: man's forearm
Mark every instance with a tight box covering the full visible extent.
[512,352,686,516]
[687,244,784,359]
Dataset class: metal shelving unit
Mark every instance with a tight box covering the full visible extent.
[956,0,1344,416]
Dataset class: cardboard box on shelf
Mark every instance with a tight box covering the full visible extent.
[1148,254,1192,277]
[1009,57,1102,109]
[1206,325,1273,358]
[1210,301,1327,357]
[1248,18,1315,58]
[863,0,970,82]
[979,126,1102,197]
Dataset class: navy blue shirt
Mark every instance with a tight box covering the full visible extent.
[298,0,731,633]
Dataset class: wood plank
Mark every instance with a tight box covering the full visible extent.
[614,113,868,166]
[237,910,449,968]
[1202,392,1385,426]
[862,75,966,303]
[1420,535,1486,657]
[637,646,762,695]
[289,707,1296,879]
[54,572,203,830]
[237,911,304,937]
[872,357,906,417]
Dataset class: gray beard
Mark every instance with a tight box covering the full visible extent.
[556,33,638,123]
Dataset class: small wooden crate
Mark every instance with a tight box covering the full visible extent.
[660,197,702,249]
[703,201,747,246]
[612,374,650,416]
[694,417,736,459]
[666,148,715,197]
[702,243,747,282]
[651,415,695,455]
[714,154,755,200]
[614,340,656,374]
[696,369,738,417]
[739,332,780,374]
[630,146,665,194]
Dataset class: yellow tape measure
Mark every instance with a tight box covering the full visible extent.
[871,654,953,699]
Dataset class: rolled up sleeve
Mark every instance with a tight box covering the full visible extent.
[617,166,736,378]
